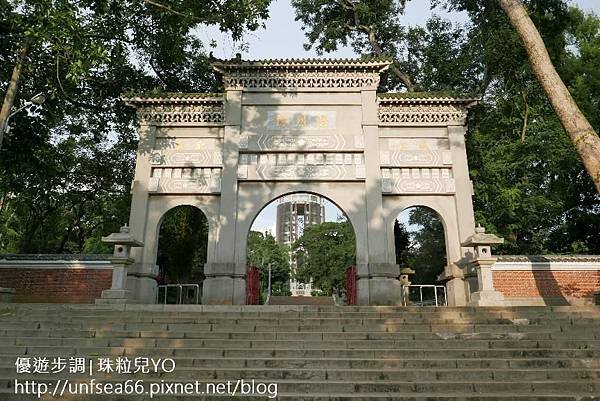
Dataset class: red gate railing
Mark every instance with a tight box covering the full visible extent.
[345,265,357,305]
[246,264,260,305]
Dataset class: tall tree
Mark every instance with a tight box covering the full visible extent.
[293,221,356,296]
[0,0,271,148]
[0,0,271,254]
[247,231,291,297]
[292,0,415,91]
[497,0,600,193]
[394,208,447,285]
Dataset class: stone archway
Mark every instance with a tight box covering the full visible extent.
[121,58,479,305]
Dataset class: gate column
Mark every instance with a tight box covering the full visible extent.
[202,90,246,305]
[358,90,401,305]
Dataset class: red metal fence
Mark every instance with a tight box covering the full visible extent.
[345,265,357,305]
[246,264,260,305]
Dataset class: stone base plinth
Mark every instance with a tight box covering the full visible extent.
[95,289,132,305]
[469,290,505,306]
[356,263,402,306]
[202,263,246,305]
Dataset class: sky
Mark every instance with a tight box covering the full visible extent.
[200,0,600,60]
[199,0,600,234]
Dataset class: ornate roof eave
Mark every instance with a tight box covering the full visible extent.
[211,57,393,74]
[378,92,480,108]
[122,93,225,107]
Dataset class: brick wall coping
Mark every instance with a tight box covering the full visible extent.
[0,254,112,269]
[493,255,600,271]
[496,255,600,263]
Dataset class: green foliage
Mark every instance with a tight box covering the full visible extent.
[294,0,600,255]
[247,231,291,297]
[395,209,447,285]
[0,0,271,254]
[157,206,208,283]
[293,221,356,296]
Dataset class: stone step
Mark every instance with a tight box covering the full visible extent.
[3,345,600,359]
[4,322,593,334]
[7,329,597,341]
[3,336,600,350]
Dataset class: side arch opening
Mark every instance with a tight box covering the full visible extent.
[394,206,448,305]
[156,205,208,304]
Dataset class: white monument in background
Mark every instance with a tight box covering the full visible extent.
[275,193,325,296]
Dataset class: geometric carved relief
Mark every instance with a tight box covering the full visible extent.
[239,153,364,166]
[150,151,222,166]
[379,150,452,167]
[150,168,221,194]
[381,168,455,194]
[239,134,364,151]
[238,152,365,181]
[151,138,223,166]
[384,138,449,151]
[250,164,362,181]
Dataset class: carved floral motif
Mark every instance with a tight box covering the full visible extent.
[378,104,468,124]
[137,104,223,124]
[224,71,380,90]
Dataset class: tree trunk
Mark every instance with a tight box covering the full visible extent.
[0,39,30,149]
[498,0,600,193]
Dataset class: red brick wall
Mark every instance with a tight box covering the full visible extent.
[493,270,600,299]
[0,268,112,303]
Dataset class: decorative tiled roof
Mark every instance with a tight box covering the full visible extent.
[122,92,224,105]
[211,57,393,72]
[496,255,600,263]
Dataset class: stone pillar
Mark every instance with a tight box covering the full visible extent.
[447,125,477,306]
[202,90,245,305]
[96,225,144,304]
[462,226,505,306]
[359,90,401,305]
[128,123,160,302]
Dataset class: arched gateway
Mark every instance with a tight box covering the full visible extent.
[121,58,479,306]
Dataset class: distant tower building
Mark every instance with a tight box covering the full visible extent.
[276,194,325,296]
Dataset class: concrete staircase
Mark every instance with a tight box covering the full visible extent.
[1,304,599,400]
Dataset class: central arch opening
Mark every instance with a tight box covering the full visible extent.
[247,192,356,305]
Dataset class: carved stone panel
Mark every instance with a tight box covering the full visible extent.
[149,168,221,194]
[379,150,452,167]
[381,168,455,194]
[239,152,365,181]
[151,138,223,167]
[239,134,364,151]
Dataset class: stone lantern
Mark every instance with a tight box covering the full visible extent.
[461,225,505,306]
[399,266,415,306]
[96,224,143,304]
